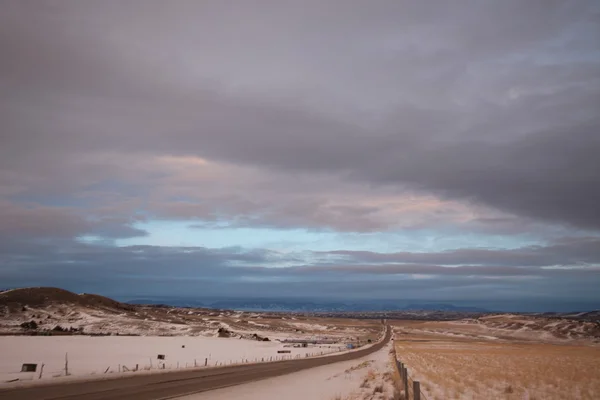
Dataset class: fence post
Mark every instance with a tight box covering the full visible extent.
[404,367,409,400]
[400,362,404,381]
[64,353,69,376]
[205,358,208,366]
[413,381,421,400]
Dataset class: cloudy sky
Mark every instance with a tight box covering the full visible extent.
[1,1,599,311]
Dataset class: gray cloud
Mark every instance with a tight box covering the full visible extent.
[294,263,600,277]
[1,1,599,231]
[1,240,598,308]
[1,1,600,307]
[0,202,147,240]
[325,237,600,267]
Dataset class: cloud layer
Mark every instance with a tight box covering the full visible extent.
[1,1,599,309]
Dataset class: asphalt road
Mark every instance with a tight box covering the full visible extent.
[0,326,391,400]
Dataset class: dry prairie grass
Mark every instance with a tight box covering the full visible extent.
[390,315,600,344]
[346,360,373,374]
[394,332,600,399]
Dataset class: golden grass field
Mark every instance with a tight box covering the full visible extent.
[391,320,600,400]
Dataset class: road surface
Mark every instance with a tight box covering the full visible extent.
[0,326,391,400]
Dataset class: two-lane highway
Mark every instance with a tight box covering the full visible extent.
[0,326,391,400]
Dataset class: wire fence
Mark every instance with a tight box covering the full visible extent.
[391,346,429,400]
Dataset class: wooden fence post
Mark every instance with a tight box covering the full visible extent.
[404,367,409,400]
[64,353,69,376]
[400,362,404,381]
[413,381,421,400]
[205,358,208,366]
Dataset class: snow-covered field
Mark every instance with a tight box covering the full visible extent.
[178,342,398,400]
[0,335,345,385]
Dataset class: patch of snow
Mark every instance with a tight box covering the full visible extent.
[286,322,329,331]
[177,342,395,400]
[0,335,345,386]
[247,321,269,328]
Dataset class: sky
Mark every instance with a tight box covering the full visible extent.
[1,1,599,311]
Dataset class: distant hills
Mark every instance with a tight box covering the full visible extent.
[0,288,488,313]
[0,287,134,312]
[5,288,598,315]
[125,297,489,313]
[2,288,598,325]
[2,288,489,313]
[403,303,489,312]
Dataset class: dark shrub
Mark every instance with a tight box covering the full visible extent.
[20,320,38,330]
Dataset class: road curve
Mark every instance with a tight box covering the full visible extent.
[0,326,391,400]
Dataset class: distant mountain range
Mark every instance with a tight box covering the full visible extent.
[125,297,490,313]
